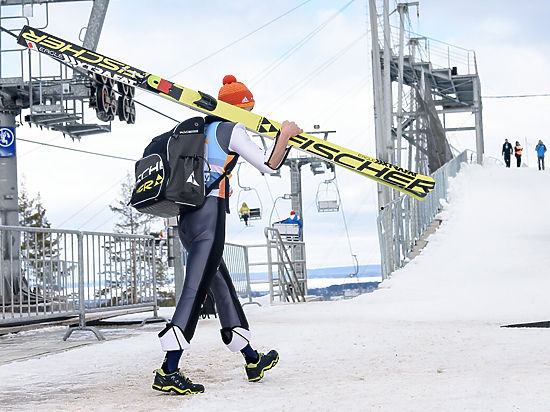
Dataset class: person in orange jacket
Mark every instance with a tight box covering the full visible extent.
[514,141,523,168]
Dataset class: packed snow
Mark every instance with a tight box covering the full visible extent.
[2,163,550,411]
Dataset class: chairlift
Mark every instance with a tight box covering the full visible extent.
[349,254,359,278]
[272,221,301,241]
[316,180,340,212]
[316,164,340,212]
[237,190,262,221]
[268,194,300,240]
[236,163,263,221]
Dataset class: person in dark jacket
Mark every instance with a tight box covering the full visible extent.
[514,141,523,168]
[536,140,547,170]
[502,139,513,167]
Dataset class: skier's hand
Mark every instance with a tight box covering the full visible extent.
[265,121,302,169]
[280,120,303,142]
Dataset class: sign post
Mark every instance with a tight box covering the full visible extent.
[0,114,19,300]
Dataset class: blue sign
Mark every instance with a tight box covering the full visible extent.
[0,127,15,157]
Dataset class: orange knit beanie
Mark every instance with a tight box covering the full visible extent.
[218,75,255,108]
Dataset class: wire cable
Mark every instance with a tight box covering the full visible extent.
[58,176,127,227]
[167,0,313,78]
[133,98,179,122]
[483,93,550,99]
[249,0,356,87]
[17,138,137,161]
[0,25,18,39]
[17,135,62,158]
[335,175,356,270]
[265,31,367,112]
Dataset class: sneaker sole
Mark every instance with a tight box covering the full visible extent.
[248,354,279,382]
[152,384,204,395]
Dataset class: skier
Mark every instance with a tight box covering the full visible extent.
[514,141,523,168]
[502,139,513,168]
[152,75,303,395]
[536,139,547,171]
[239,202,250,226]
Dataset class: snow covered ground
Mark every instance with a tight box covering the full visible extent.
[2,163,550,411]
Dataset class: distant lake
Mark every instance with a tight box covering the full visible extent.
[249,264,381,281]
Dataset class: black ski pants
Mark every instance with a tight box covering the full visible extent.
[515,154,521,168]
[538,156,545,170]
[504,154,511,168]
[172,196,249,343]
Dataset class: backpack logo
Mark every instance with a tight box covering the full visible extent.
[186,171,200,186]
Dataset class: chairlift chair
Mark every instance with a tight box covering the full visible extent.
[349,254,359,278]
[237,188,263,221]
[236,162,263,221]
[272,222,301,241]
[316,180,340,212]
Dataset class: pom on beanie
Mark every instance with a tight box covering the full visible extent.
[223,74,237,85]
[218,75,254,108]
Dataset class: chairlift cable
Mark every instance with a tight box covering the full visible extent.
[266,31,367,112]
[250,0,357,87]
[58,176,127,227]
[262,174,281,222]
[334,175,357,271]
[17,138,137,161]
[167,0,314,78]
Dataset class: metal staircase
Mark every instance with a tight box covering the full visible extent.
[264,227,306,303]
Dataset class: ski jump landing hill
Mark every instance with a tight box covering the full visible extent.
[1,163,550,411]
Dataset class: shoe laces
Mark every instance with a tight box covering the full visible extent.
[175,370,193,384]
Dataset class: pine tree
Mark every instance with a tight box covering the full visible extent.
[109,173,155,235]
[152,229,174,306]
[19,187,51,228]
[98,173,169,305]
[18,184,63,295]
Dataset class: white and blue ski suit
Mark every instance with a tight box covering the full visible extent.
[159,117,290,353]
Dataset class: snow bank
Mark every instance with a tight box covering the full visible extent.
[2,163,550,411]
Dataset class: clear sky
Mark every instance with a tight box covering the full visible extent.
[2,0,549,268]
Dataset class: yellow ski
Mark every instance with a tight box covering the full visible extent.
[17,25,435,200]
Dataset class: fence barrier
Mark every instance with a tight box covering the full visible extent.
[1,222,307,339]
[377,151,469,279]
[223,242,253,305]
[0,226,162,339]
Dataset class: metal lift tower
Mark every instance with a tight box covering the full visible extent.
[0,0,110,298]
[369,0,484,204]
[368,0,484,278]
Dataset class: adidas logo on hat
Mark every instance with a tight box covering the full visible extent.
[242,97,249,103]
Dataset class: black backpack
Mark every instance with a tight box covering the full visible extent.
[129,117,232,217]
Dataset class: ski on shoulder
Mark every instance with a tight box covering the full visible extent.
[16,25,435,200]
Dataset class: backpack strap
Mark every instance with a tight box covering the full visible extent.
[205,153,240,213]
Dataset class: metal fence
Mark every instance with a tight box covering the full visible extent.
[0,225,160,339]
[222,242,253,305]
[244,228,307,305]
[377,151,469,279]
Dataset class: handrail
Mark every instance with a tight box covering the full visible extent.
[377,151,470,279]
[263,227,306,303]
